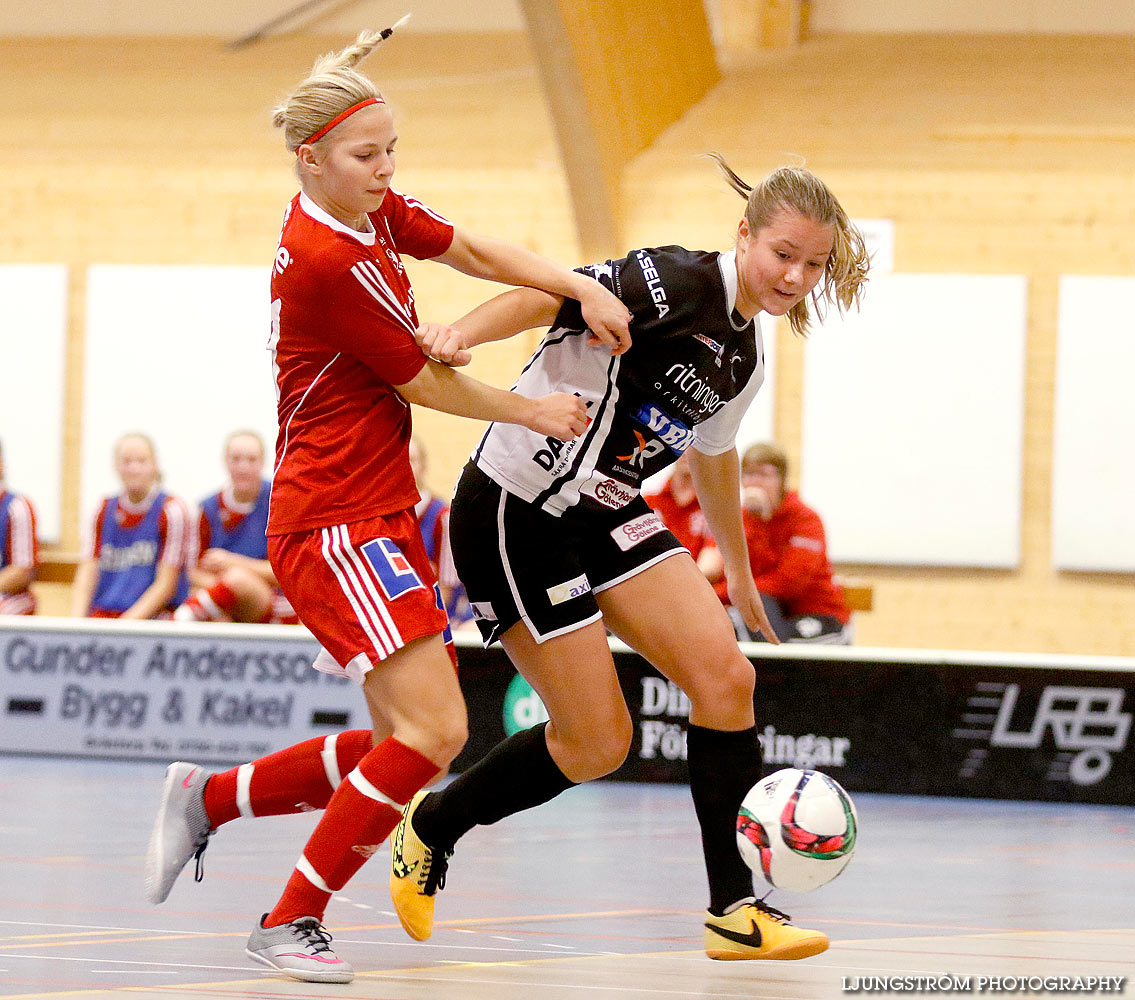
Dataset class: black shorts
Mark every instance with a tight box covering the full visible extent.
[449,463,686,645]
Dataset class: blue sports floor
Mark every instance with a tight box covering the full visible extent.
[1,756,1132,999]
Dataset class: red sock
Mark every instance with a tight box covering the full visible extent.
[265,737,439,926]
[207,580,238,615]
[203,730,373,827]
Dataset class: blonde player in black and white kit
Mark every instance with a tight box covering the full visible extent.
[390,156,870,961]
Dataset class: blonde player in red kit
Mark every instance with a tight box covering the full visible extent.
[143,21,631,985]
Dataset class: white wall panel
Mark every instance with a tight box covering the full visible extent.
[0,264,68,543]
[1051,276,1135,572]
[801,273,1027,566]
[81,266,278,537]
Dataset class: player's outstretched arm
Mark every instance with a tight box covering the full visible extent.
[687,447,779,644]
[415,287,561,364]
[394,358,586,442]
[435,228,631,354]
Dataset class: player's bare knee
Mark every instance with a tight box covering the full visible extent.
[583,714,634,778]
[687,654,755,713]
[392,706,467,769]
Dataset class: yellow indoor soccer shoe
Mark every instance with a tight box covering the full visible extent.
[389,791,451,941]
[704,899,829,961]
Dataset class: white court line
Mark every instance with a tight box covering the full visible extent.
[95,970,180,975]
[0,919,222,936]
[334,936,621,958]
[366,971,775,997]
[0,954,265,973]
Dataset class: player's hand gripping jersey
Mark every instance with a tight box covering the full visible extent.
[268,190,454,535]
[472,247,765,514]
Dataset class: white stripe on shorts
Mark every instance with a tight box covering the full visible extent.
[332,524,404,645]
[320,525,395,659]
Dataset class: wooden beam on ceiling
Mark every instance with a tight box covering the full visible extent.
[519,0,720,261]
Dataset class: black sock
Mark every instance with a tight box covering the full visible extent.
[412,721,576,849]
[686,722,763,916]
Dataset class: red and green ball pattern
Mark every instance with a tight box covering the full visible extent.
[736,771,857,882]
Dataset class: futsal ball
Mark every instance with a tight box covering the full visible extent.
[736,768,858,892]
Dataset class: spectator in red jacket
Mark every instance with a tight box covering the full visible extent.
[699,442,850,643]
[644,452,710,558]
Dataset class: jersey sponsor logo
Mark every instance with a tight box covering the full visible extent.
[362,537,425,601]
[617,429,668,468]
[98,539,158,572]
[580,471,637,509]
[662,362,729,416]
[693,332,728,366]
[611,511,665,552]
[634,249,670,319]
[531,396,593,472]
[632,403,695,453]
[532,434,579,473]
[383,245,405,275]
[546,573,591,606]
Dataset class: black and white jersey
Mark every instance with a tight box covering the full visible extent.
[472,246,765,516]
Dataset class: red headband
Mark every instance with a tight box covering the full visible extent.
[298,97,384,150]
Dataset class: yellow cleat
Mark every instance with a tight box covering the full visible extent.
[704,899,829,961]
[389,791,451,941]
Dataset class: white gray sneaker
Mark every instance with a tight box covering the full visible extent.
[246,914,355,983]
[144,761,214,904]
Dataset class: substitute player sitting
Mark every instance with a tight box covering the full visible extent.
[175,430,298,625]
[0,437,38,616]
[71,432,190,620]
[390,154,870,961]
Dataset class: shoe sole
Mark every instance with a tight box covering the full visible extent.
[144,762,191,905]
[246,947,354,984]
[706,936,829,961]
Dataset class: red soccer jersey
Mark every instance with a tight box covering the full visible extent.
[267,189,454,536]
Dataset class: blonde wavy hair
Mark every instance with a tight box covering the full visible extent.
[707,152,869,337]
[272,19,407,156]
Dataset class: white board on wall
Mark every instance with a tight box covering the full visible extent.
[81,266,278,537]
[0,264,67,543]
[801,273,1028,567]
[1052,276,1135,572]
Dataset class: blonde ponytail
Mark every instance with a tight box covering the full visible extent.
[272,18,409,153]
